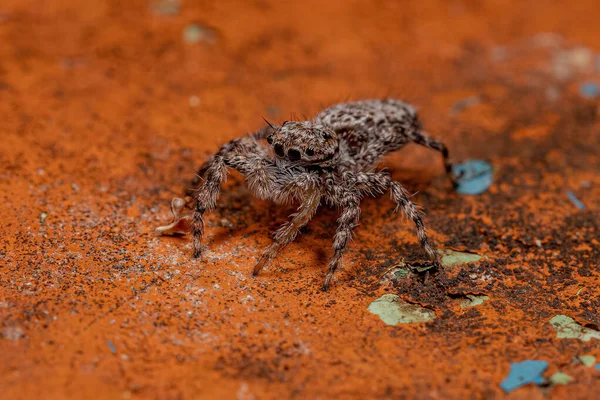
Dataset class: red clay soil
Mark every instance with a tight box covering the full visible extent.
[1,1,600,399]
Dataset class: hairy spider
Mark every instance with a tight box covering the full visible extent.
[155,99,458,290]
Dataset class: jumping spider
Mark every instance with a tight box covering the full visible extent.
[155,99,459,290]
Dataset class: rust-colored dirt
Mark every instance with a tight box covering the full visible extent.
[1,1,599,399]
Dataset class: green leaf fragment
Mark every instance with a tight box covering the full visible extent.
[367,294,436,325]
[414,264,435,273]
[460,295,490,308]
[439,249,487,268]
[550,372,574,385]
[393,268,410,279]
[578,355,596,367]
[389,260,410,279]
[549,315,600,342]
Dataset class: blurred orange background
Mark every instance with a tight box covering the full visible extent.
[1,1,599,399]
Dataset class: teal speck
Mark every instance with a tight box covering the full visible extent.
[500,360,548,393]
[580,82,599,99]
[107,340,117,354]
[566,190,585,210]
[452,159,493,195]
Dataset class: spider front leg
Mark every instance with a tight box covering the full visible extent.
[190,154,227,258]
[192,138,281,257]
[322,191,362,291]
[187,126,276,193]
[155,134,276,258]
[252,174,321,277]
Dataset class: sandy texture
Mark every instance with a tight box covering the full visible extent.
[1,0,599,399]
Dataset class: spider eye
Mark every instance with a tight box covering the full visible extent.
[287,148,301,161]
[322,133,331,140]
[305,149,315,156]
[267,136,273,145]
[274,143,285,157]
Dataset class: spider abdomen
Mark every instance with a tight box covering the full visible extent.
[314,99,421,168]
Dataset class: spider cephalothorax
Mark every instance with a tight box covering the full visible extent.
[155,99,458,290]
[268,121,341,167]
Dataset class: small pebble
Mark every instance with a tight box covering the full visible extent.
[150,0,180,16]
[219,218,233,228]
[552,47,593,80]
[40,212,48,223]
[531,32,563,48]
[545,86,561,102]
[490,46,508,62]
[568,47,593,69]
[183,24,217,44]
[2,326,24,341]
[240,295,254,304]
[189,95,200,107]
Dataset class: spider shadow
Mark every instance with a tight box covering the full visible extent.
[178,157,458,280]
[193,175,351,272]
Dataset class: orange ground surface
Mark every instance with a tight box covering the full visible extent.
[1,1,599,399]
